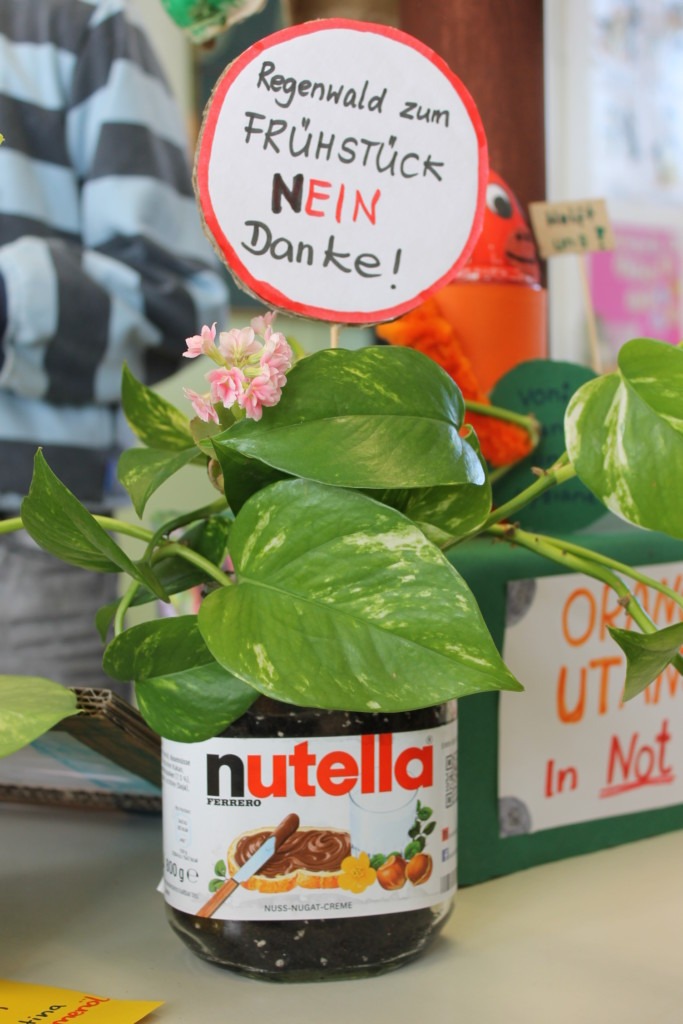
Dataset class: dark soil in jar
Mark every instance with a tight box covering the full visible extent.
[167,898,452,981]
[220,697,453,739]
[165,697,456,981]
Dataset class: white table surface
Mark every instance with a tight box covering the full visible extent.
[2,804,682,1024]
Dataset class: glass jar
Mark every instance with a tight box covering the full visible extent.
[162,697,457,982]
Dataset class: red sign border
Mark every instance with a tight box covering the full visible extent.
[195,18,488,325]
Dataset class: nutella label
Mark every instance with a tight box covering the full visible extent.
[162,720,457,921]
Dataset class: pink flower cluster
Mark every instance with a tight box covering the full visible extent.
[182,313,293,423]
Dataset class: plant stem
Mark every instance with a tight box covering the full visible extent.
[147,498,229,554]
[487,522,683,675]
[94,516,154,543]
[481,452,576,530]
[0,513,153,543]
[0,516,23,535]
[487,519,651,621]
[548,536,683,617]
[465,400,542,448]
[153,541,233,588]
[114,579,141,636]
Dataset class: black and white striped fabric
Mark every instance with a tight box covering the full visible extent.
[0,0,229,508]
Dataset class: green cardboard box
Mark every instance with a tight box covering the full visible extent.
[450,523,683,886]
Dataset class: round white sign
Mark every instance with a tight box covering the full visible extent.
[195,19,488,324]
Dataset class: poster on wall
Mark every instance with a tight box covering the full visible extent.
[194,19,487,324]
[589,222,681,367]
[498,563,683,836]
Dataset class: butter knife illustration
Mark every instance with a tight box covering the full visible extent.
[197,812,300,918]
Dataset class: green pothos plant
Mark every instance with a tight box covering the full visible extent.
[1,320,682,756]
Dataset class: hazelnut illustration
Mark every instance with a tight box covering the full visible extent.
[405,852,433,886]
[376,854,407,890]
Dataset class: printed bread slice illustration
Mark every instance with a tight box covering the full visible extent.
[227,825,351,893]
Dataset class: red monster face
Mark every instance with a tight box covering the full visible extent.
[459,170,541,286]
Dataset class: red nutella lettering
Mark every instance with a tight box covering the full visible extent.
[247,753,287,798]
[395,745,433,789]
[227,734,433,799]
[360,733,375,792]
[318,751,359,795]
[288,741,317,796]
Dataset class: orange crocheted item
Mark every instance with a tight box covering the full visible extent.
[376,299,533,468]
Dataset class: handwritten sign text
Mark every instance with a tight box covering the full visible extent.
[528,198,614,259]
[195,21,487,324]
[499,562,683,834]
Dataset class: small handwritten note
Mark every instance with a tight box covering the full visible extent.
[490,360,605,534]
[498,563,683,834]
[0,979,162,1024]
[528,198,614,259]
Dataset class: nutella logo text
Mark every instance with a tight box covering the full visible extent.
[206,733,433,801]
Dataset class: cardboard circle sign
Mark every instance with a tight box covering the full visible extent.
[195,19,488,324]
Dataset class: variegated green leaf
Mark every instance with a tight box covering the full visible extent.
[103,614,208,681]
[95,516,232,639]
[122,364,194,451]
[565,338,683,539]
[117,446,201,517]
[22,452,149,581]
[211,443,290,514]
[370,428,492,545]
[135,666,257,742]
[104,616,257,741]
[0,676,79,757]
[212,346,484,490]
[198,479,522,712]
[608,622,683,701]
[133,560,171,602]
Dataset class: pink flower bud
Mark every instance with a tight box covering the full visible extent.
[239,374,282,421]
[183,322,216,358]
[207,366,246,408]
[218,326,260,363]
[183,387,218,423]
[250,311,276,335]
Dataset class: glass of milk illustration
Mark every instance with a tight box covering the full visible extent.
[349,786,419,857]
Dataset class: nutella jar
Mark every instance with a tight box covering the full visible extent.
[161,698,457,982]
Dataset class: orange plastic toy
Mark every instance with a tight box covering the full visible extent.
[433,170,547,394]
[377,171,547,465]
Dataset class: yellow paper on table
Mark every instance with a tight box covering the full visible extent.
[0,979,162,1023]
